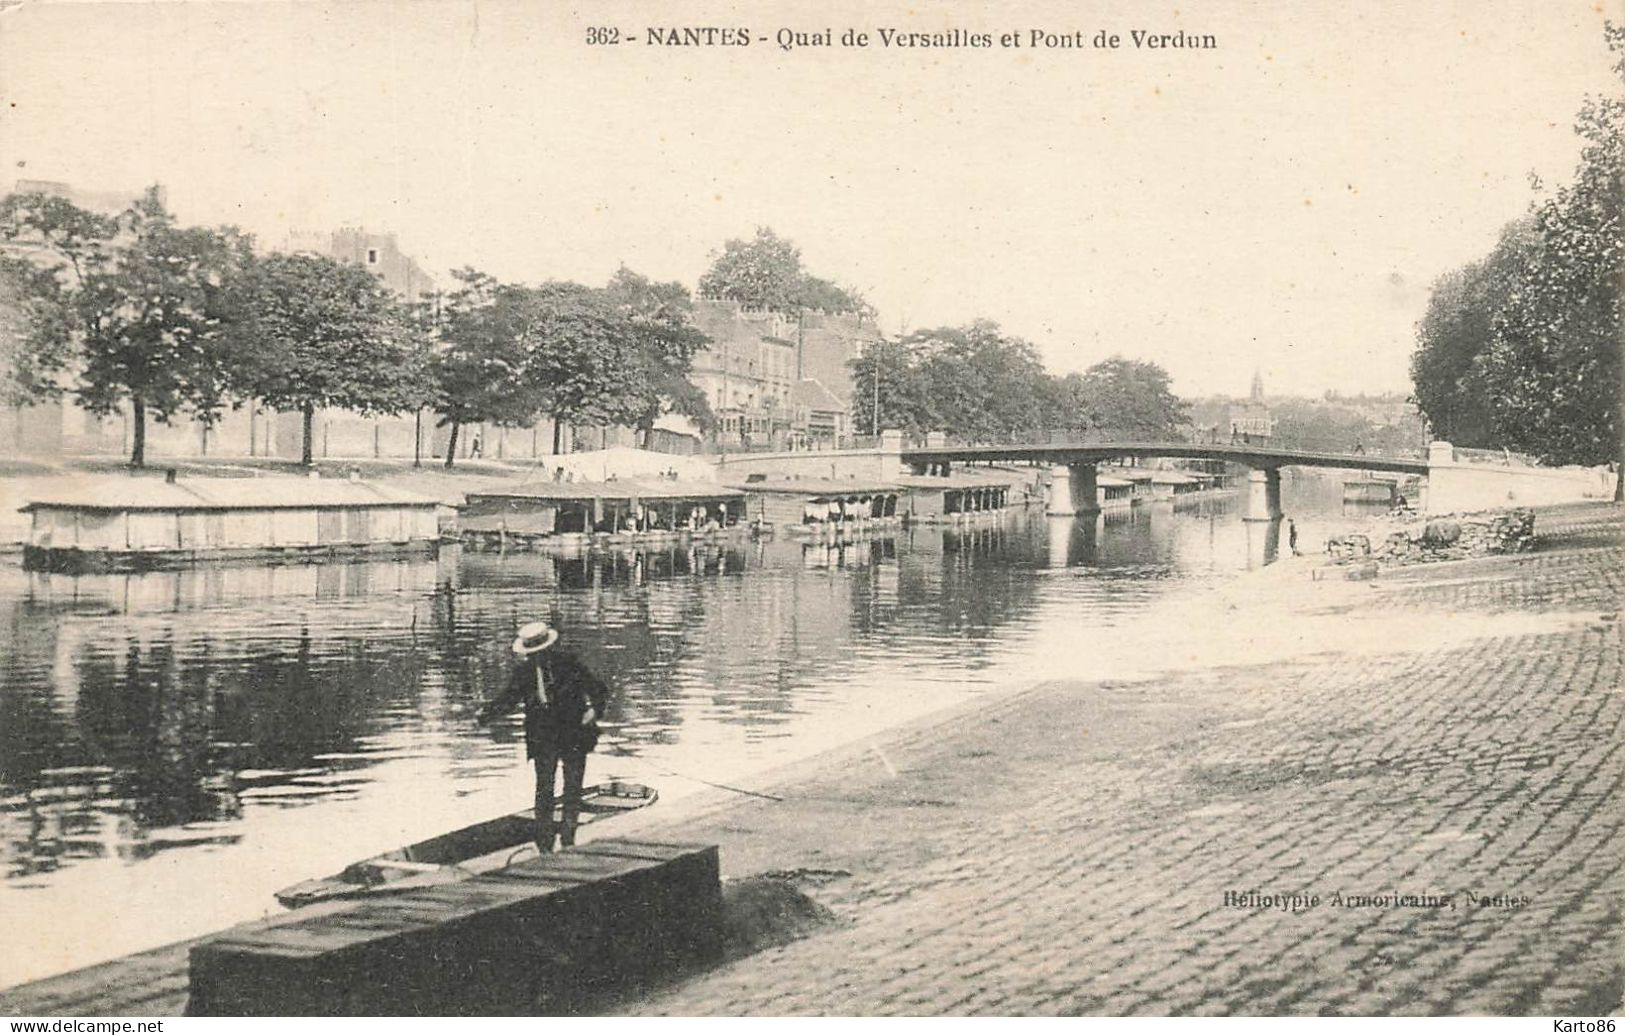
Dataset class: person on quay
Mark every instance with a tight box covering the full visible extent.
[476,621,608,853]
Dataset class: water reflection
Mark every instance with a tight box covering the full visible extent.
[1244,517,1283,570]
[1048,515,1099,567]
[0,473,1371,985]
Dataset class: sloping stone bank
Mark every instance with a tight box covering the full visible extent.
[1327,508,1536,568]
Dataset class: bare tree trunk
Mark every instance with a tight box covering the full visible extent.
[552,417,563,455]
[129,396,147,468]
[444,421,460,468]
[301,404,315,466]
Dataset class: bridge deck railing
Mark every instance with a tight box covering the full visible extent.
[904,430,1427,459]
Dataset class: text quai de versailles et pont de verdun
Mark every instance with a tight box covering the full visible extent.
[585,25,1219,52]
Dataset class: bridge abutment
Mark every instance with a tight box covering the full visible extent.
[1046,464,1100,515]
[1422,440,1617,513]
[879,429,903,482]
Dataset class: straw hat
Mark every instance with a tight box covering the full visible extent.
[511,620,559,657]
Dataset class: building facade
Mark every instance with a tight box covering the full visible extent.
[277,227,435,305]
[688,299,875,451]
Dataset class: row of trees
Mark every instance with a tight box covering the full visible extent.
[1411,22,1622,479]
[704,231,1194,441]
[849,322,1189,440]
[0,189,712,467]
[2,201,1193,464]
[426,266,709,461]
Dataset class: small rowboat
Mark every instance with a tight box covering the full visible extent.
[274,781,657,909]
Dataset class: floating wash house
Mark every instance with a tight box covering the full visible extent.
[735,467,1035,535]
[459,477,748,550]
[897,470,1028,524]
[21,475,441,572]
[735,479,904,535]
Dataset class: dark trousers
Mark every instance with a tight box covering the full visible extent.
[533,746,587,851]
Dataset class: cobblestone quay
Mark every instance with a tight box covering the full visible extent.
[624,503,1623,1016]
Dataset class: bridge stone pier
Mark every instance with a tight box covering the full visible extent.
[1243,468,1283,522]
[1046,464,1100,516]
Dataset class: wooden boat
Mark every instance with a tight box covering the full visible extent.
[274,781,657,908]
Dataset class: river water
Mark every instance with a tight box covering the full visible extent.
[0,471,1378,986]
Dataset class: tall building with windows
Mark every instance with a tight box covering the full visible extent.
[687,299,875,449]
[276,227,435,304]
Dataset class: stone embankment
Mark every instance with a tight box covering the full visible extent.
[616,502,1622,1016]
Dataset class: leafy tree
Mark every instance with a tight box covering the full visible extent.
[0,254,75,407]
[516,282,646,454]
[904,322,1055,439]
[604,267,712,447]
[240,252,418,466]
[848,338,934,435]
[698,227,867,313]
[1,187,255,467]
[796,274,867,315]
[0,190,118,285]
[1041,372,1094,433]
[1411,22,1622,488]
[1410,221,1537,448]
[425,269,545,467]
[849,322,1084,439]
[1065,357,1190,437]
[1269,397,1425,455]
[0,193,95,407]
[1476,23,1622,477]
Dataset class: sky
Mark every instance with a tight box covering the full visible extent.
[0,0,1618,399]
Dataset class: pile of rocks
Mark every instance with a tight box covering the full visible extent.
[1326,508,1536,568]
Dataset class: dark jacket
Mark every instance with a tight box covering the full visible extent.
[478,649,609,758]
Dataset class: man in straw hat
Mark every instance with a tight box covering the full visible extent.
[477,620,609,853]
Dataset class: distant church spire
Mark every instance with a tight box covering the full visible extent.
[1250,369,1265,403]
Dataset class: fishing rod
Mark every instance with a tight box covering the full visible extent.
[603,748,783,802]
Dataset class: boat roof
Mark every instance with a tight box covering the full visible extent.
[20,476,439,513]
[731,478,900,496]
[467,477,744,503]
[734,469,1022,495]
[895,471,1020,490]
